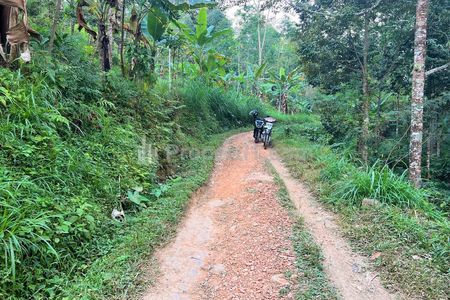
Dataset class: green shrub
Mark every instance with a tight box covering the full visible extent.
[332,164,429,208]
[267,109,331,143]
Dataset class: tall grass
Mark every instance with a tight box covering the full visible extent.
[177,80,263,137]
[0,173,58,282]
[332,163,428,208]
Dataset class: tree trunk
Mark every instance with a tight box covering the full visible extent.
[260,22,267,64]
[120,0,126,76]
[281,94,287,114]
[98,22,111,72]
[257,14,267,66]
[71,18,75,34]
[48,0,63,52]
[257,15,262,66]
[409,0,429,188]
[0,5,10,65]
[107,8,114,67]
[147,43,157,82]
[436,130,441,157]
[168,47,172,90]
[396,94,400,136]
[426,130,431,179]
[281,86,288,114]
[360,14,370,164]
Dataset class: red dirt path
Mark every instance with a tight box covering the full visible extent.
[142,132,396,300]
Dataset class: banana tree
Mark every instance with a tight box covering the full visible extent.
[76,0,120,72]
[177,7,231,79]
[141,1,218,80]
[266,67,302,114]
[245,62,266,96]
[0,0,39,66]
[141,5,169,74]
[128,0,217,47]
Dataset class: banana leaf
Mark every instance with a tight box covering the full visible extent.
[196,7,207,39]
[0,0,40,63]
[254,62,267,80]
[142,6,169,42]
[76,1,97,39]
[6,21,28,44]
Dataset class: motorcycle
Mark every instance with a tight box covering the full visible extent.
[262,117,276,149]
[254,119,265,143]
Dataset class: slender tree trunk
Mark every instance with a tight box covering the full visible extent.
[256,16,268,66]
[426,130,431,179]
[237,44,241,74]
[181,53,184,75]
[260,21,267,65]
[396,94,400,136]
[375,91,383,143]
[107,8,114,67]
[360,14,370,164]
[257,16,262,66]
[281,93,287,113]
[149,43,157,73]
[277,92,282,112]
[168,47,172,90]
[377,92,381,118]
[281,86,288,114]
[120,0,126,76]
[71,19,75,34]
[409,0,429,188]
[436,130,441,157]
[48,0,63,52]
[98,22,111,72]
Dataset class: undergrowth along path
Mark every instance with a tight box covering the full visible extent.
[141,132,396,299]
[268,152,399,300]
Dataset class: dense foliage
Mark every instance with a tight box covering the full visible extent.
[289,0,450,192]
[0,30,262,297]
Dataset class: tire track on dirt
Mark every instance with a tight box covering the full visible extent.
[142,133,296,299]
[142,132,396,300]
[268,152,399,300]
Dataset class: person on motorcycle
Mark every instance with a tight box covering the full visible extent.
[249,110,265,143]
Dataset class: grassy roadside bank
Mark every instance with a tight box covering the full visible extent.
[267,163,339,300]
[64,130,241,299]
[272,128,449,299]
[1,54,262,298]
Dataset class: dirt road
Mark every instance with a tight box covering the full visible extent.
[142,132,395,300]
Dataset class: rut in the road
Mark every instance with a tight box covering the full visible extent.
[142,132,395,300]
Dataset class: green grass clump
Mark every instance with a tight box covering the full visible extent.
[332,164,429,208]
